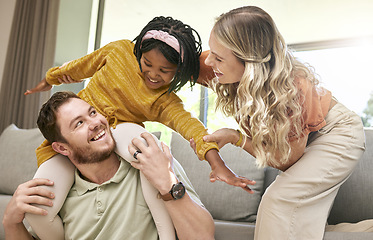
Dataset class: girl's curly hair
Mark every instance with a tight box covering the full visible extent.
[133,16,202,93]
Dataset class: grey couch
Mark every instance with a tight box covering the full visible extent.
[171,129,373,240]
[1,124,373,239]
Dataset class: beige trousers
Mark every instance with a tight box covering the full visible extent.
[254,101,366,240]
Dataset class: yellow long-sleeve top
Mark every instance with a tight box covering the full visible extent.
[36,39,218,167]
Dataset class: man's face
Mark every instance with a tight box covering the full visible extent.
[55,98,116,164]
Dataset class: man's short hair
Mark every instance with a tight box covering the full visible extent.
[37,91,80,143]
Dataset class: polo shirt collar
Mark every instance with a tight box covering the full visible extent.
[74,156,131,196]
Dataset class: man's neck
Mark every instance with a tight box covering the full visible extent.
[75,153,120,184]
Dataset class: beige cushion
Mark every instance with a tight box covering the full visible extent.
[0,124,43,195]
[170,132,265,222]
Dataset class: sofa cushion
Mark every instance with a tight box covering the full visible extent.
[0,124,43,195]
[170,132,265,222]
[214,219,255,240]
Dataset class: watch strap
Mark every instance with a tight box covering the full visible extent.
[159,191,174,201]
[159,182,185,201]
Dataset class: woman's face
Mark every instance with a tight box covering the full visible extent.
[140,48,177,90]
[205,31,245,84]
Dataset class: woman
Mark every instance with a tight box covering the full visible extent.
[202,6,365,240]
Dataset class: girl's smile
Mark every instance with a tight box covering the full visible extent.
[140,48,177,89]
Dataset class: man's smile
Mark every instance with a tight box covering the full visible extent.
[91,129,105,141]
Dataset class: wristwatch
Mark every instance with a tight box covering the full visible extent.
[160,182,186,201]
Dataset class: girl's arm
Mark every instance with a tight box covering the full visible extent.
[44,43,110,86]
[24,40,130,96]
[153,94,255,192]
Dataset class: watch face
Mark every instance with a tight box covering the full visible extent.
[172,182,185,199]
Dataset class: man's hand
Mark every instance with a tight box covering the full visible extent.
[3,178,54,226]
[128,132,177,194]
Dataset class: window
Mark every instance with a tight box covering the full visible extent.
[53,1,373,144]
[292,41,373,126]
[203,40,373,134]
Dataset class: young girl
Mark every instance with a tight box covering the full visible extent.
[201,6,365,240]
[25,16,254,239]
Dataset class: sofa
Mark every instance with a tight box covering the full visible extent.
[1,124,373,240]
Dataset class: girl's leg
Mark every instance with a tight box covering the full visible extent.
[25,154,75,240]
[254,102,365,240]
[111,122,175,240]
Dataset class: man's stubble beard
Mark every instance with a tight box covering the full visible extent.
[70,139,117,165]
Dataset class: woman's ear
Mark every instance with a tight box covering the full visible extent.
[51,142,70,156]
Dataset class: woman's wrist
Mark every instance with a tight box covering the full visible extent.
[234,129,244,147]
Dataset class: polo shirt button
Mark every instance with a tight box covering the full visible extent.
[97,201,102,207]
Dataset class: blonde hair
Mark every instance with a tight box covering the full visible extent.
[212,6,320,168]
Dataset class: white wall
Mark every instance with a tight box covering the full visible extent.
[100,0,373,51]
[250,0,373,44]
[0,0,16,91]
[51,0,94,94]
[1,0,372,94]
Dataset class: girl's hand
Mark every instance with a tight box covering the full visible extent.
[189,140,255,193]
[24,78,52,95]
[203,128,241,149]
[210,163,256,194]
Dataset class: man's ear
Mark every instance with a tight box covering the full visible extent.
[51,142,70,156]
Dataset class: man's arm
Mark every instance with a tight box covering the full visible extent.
[162,161,215,240]
[129,132,215,240]
[2,179,55,240]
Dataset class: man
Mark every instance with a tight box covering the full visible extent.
[2,91,215,239]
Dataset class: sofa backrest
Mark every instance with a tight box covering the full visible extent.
[170,132,266,222]
[0,124,42,195]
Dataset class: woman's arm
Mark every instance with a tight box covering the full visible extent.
[203,128,308,171]
[196,50,214,86]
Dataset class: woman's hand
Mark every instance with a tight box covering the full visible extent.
[203,128,241,149]
[56,60,82,84]
[57,74,80,84]
[24,78,52,95]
